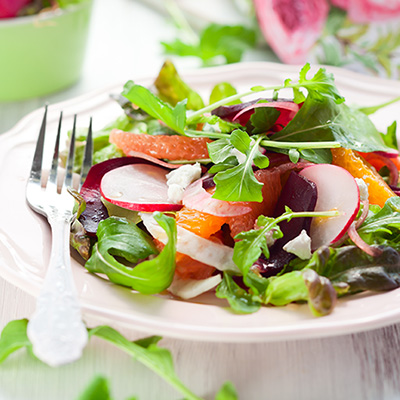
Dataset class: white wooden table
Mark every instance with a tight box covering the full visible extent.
[1,1,400,399]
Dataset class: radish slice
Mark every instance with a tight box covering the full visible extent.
[140,212,239,273]
[101,164,182,212]
[232,101,300,128]
[168,274,222,300]
[182,179,252,217]
[299,164,360,250]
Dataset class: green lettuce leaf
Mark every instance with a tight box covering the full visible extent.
[264,270,337,316]
[302,245,400,294]
[154,60,204,111]
[85,213,176,294]
[209,82,240,105]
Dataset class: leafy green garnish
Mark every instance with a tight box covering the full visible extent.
[89,326,203,400]
[0,319,237,400]
[122,81,187,134]
[162,23,256,66]
[85,213,176,294]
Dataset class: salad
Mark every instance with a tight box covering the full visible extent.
[69,60,400,317]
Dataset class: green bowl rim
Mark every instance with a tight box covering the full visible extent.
[0,0,92,27]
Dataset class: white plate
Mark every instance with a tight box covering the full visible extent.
[2,62,400,343]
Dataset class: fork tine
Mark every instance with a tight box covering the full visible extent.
[63,114,77,190]
[80,117,93,187]
[30,105,47,183]
[48,111,63,188]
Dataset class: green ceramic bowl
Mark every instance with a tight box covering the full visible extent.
[0,1,93,102]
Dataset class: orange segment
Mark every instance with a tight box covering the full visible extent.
[331,148,396,207]
[110,129,211,161]
[175,253,216,280]
[175,207,227,238]
[154,237,216,280]
[227,168,282,237]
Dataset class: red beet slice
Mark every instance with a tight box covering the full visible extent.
[254,171,317,276]
[253,0,329,64]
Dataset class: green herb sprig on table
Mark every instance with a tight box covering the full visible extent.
[0,319,239,400]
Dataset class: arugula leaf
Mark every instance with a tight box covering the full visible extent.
[358,95,400,116]
[216,272,261,314]
[76,376,113,400]
[154,60,204,111]
[0,319,31,363]
[209,132,269,202]
[162,23,256,66]
[90,326,203,400]
[381,121,398,150]
[122,81,187,134]
[210,82,240,105]
[85,213,176,294]
[215,381,239,400]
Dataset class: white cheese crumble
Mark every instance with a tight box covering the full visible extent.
[166,163,202,204]
[355,178,369,202]
[283,229,312,260]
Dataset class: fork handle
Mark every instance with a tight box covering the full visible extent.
[27,216,88,367]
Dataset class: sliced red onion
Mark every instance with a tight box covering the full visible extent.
[232,101,300,128]
[355,200,370,229]
[348,222,383,257]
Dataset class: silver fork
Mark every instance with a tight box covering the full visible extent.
[26,105,93,367]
